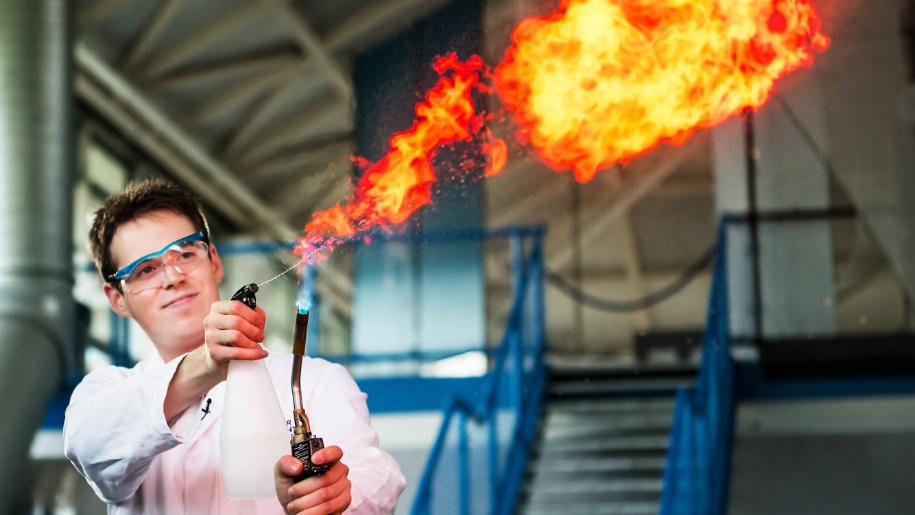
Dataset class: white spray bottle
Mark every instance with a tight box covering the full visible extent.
[220,284,289,499]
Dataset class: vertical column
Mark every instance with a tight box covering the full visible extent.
[713,69,835,339]
[351,28,424,357]
[0,0,74,510]
[755,72,836,337]
[352,0,486,357]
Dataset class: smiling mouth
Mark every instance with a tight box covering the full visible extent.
[164,294,197,308]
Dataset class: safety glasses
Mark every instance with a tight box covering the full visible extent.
[109,232,210,293]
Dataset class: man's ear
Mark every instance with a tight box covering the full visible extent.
[209,244,225,285]
[103,282,132,319]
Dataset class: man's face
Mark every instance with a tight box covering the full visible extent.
[103,210,224,361]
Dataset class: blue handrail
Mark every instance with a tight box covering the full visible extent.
[659,222,736,515]
[410,231,547,515]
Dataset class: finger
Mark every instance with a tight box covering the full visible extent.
[209,313,264,342]
[287,477,350,515]
[288,461,348,499]
[213,300,267,327]
[208,343,268,362]
[277,455,304,478]
[296,487,351,515]
[207,328,263,349]
[313,446,343,466]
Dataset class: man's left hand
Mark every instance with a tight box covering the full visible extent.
[275,446,352,515]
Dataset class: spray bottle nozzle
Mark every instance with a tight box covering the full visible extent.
[231,283,259,310]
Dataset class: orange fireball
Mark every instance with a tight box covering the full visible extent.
[296,54,485,260]
[483,138,508,176]
[494,0,829,182]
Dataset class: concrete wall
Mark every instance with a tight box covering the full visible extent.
[729,396,915,515]
[817,0,915,311]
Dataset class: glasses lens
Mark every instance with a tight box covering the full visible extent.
[122,241,209,293]
[170,241,208,274]
[123,260,161,293]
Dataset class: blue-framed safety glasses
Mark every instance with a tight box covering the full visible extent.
[109,232,210,293]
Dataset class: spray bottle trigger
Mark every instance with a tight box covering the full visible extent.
[231,283,259,311]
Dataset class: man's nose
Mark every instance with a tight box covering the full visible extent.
[160,262,186,289]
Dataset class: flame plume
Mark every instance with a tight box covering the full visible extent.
[295,54,490,260]
[295,0,829,261]
[494,0,829,182]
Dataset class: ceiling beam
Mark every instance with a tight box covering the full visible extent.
[489,170,575,226]
[489,173,712,226]
[261,0,352,103]
[324,0,455,53]
[549,134,709,271]
[237,101,348,165]
[77,75,251,226]
[148,51,303,90]
[77,45,292,238]
[141,1,263,81]
[288,172,354,223]
[270,159,352,218]
[182,68,290,128]
[74,44,353,317]
[214,0,454,161]
[242,141,353,183]
[78,0,139,32]
[118,0,185,72]
[221,65,307,158]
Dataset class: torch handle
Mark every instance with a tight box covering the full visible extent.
[292,435,331,481]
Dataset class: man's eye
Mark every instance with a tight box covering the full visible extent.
[180,251,196,259]
[135,264,156,278]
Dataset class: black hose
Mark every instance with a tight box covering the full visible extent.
[546,244,716,312]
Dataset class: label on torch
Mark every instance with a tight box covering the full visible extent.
[292,436,330,480]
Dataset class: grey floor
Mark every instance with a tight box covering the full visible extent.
[729,432,915,515]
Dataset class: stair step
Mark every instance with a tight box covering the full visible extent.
[527,478,664,496]
[542,419,672,440]
[518,383,674,515]
[544,398,675,414]
[547,377,692,396]
[522,501,660,515]
[530,456,667,474]
[544,412,673,429]
[540,435,670,453]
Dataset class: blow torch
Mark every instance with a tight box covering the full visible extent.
[232,283,329,480]
[290,309,330,480]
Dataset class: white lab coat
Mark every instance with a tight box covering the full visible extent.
[63,351,406,515]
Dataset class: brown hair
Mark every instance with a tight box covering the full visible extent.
[89,178,211,284]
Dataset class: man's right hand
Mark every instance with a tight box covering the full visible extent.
[164,301,268,423]
[201,300,269,380]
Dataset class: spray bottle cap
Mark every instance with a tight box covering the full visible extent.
[230,283,258,310]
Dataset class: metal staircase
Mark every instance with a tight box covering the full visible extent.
[518,374,693,515]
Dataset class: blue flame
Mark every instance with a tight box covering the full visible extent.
[296,265,315,315]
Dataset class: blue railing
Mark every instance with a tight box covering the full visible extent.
[659,223,736,515]
[410,229,547,515]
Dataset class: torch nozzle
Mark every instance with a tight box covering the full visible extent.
[292,311,308,357]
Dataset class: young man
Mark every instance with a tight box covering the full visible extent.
[64,180,405,514]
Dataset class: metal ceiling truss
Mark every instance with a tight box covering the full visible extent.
[74,0,467,318]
